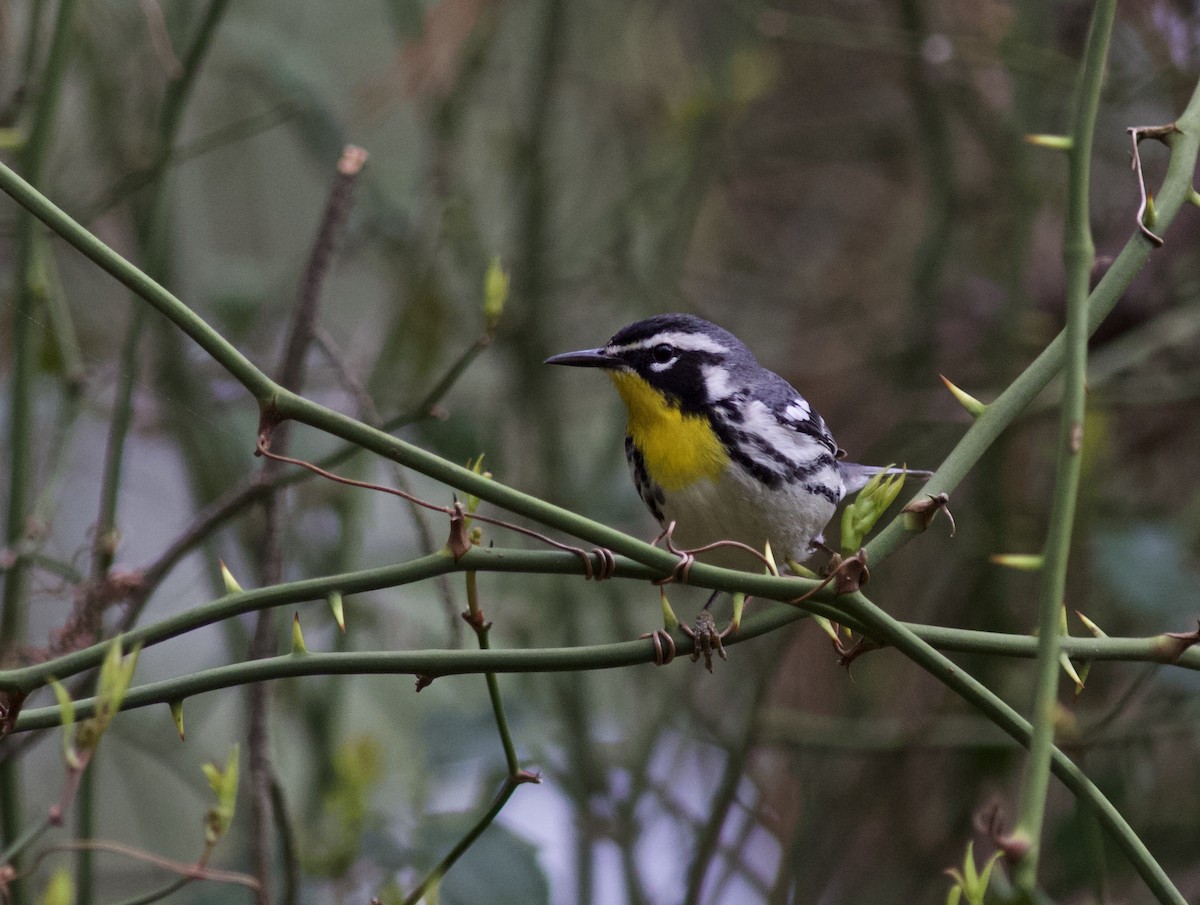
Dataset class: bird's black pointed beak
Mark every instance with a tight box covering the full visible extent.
[544,348,618,369]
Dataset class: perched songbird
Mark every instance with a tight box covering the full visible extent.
[546,314,913,571]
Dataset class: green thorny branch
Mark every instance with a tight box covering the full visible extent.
[1011,0,1114,894]
[1,65,1200,905]
[396,496,541,905]
[0,548,1197,716]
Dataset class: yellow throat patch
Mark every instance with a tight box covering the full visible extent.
[609,371,729,491]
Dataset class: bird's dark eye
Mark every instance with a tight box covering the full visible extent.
[652,344,674,364]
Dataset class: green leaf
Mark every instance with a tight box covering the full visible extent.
[813,614,840,644]
[101,639,141,717]
[49,678,80,770]
[463,456,492,516]
[730,592,745,633]
[841,468,906,553]
[39,867,74,905]
[962,840,978,889]
[976,851,1003,896]
[660,589,679,632]
[328,590,346,632]
[483,257,508,331]
[78,638,142,751]
[990,553,1044,571]
[169,699,186,741]
[202,744,240,847]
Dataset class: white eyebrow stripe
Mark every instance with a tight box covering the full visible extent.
[608,332,730,355]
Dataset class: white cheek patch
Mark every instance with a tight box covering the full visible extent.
[701,364,735,400]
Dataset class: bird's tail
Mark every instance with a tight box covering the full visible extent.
[839,462,933,495]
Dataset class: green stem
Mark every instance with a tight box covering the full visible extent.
[0,161,274,402]
[834,592,1186,905]
[74,8,233,898]
[0,813,52,863]
[1013,0,1115,890]
[134,387,456,600]
[0,545,871,695]
[2,0,81,670]
[867,72,1200,564]
[2,0,80,895]
[90,0,231,583]
[13,593,1200,734]
[76,761,97,905]
[2,100,1197,594]
[16,0,48,96]
[401,776,521,905]
[393,566,533,904]
[1,82,1198,590]
[91,307,147,579]
[0,585,1186,900]
[1,64,1198,899]
[465,570,521,775]
[5,545,1200,704]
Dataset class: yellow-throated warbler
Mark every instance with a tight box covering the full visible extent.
[547,313,916,570]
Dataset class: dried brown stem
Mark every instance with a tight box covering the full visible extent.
[254,438,619,580]
[247,143,368,905]
[12,839,260,890]
[1127,124,1180,247]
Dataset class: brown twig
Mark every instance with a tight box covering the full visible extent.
[11,839,260,890]
[254,437,618,581]
[108,313,493,640]
[313,324,463,644]
[1127,124,1180,247]
[649,521,779,585]
[247,143,369,905]
[785,549,870,607]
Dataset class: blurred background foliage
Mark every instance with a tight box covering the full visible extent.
[2,0,1200,902]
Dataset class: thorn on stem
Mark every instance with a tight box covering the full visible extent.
[902,492,955,536]
[835,634,880,670]
[833,548,869,595]
[446,502,472,561]
[1162,619,1200,662]
[461,608,489,632]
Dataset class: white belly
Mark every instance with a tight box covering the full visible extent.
[658,465,842,571]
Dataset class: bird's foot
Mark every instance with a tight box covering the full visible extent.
[682,610,732,672]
